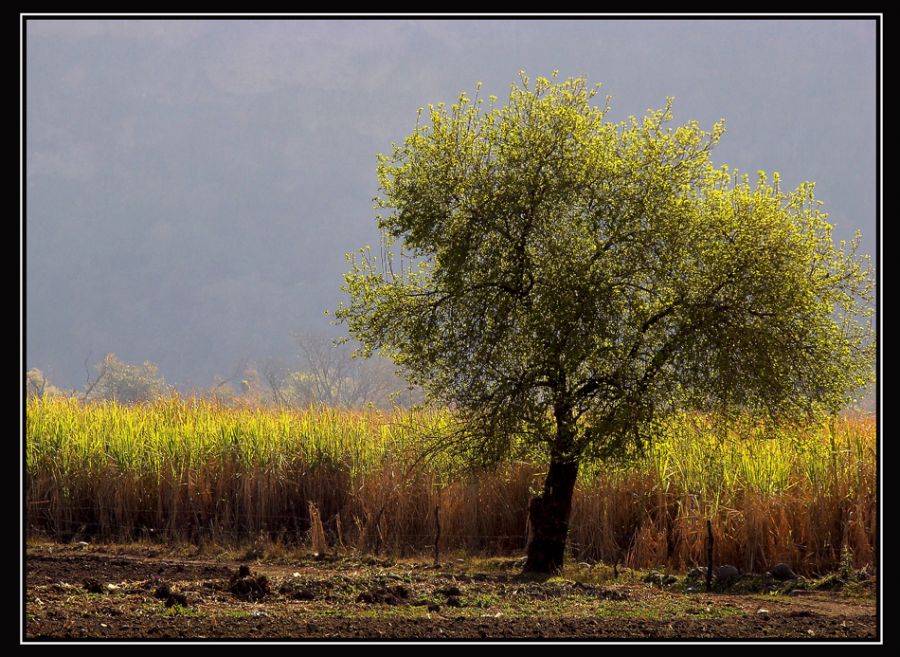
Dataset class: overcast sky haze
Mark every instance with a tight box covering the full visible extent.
[25,18,878,390]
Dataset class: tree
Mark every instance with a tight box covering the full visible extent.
[292,330,419,409]
[26,368,49,399]
[26,368,66,400]
[336,73,874,573]
[261,358,290,406]
[84,353,171,403]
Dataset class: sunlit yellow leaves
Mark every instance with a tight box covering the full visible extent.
[337,73,874,463]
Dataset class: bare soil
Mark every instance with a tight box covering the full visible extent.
[24,543,877,640]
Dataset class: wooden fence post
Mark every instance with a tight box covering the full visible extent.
[433,506,441,566]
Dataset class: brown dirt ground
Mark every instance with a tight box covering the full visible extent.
[24,543,877,641]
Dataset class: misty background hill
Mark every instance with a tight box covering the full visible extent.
[25,19,876,392]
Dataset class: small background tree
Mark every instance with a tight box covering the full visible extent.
[26,368,67,400]
[291,331,418,409]
[338,72,874,573]
[202,333,420,409]
[84,353,171,403]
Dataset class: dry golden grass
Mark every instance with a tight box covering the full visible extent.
[26,397,875,574]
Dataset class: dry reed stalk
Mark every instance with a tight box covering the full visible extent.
[335,512,344,549]
[308,502,327,556]
[25,398,876,574]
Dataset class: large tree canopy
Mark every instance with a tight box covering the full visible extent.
[337,72,874,572]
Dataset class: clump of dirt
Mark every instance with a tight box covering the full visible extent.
[153,582,172,599]
[445,595,462,607]
[280,584,316,601]
[278,577,323,601]
[164,591,188,607]
[24,544,878,640]
[82,577,104,593]
[436,583,465,607]
[356,584,410,605]
[153,580,189,607]
[229,565,270,601]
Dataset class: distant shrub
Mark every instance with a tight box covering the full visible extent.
[86,353,171,403]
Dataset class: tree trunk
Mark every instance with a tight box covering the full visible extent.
[523,454,579,573]
[524,400,580,574]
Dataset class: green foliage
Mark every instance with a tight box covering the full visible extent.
[467,593,500,608]
[26,368,67,400]
[163,604,203,618]
[839,545,855,581]
[87,353,171,403]
[26,368,47,399]
[206,334,421,410]
[337,71,874,464]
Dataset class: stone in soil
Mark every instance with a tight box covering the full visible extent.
[715,565,740,587]
[770,563,798,581]
[229,566,270,601]
[82,577,104,593]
